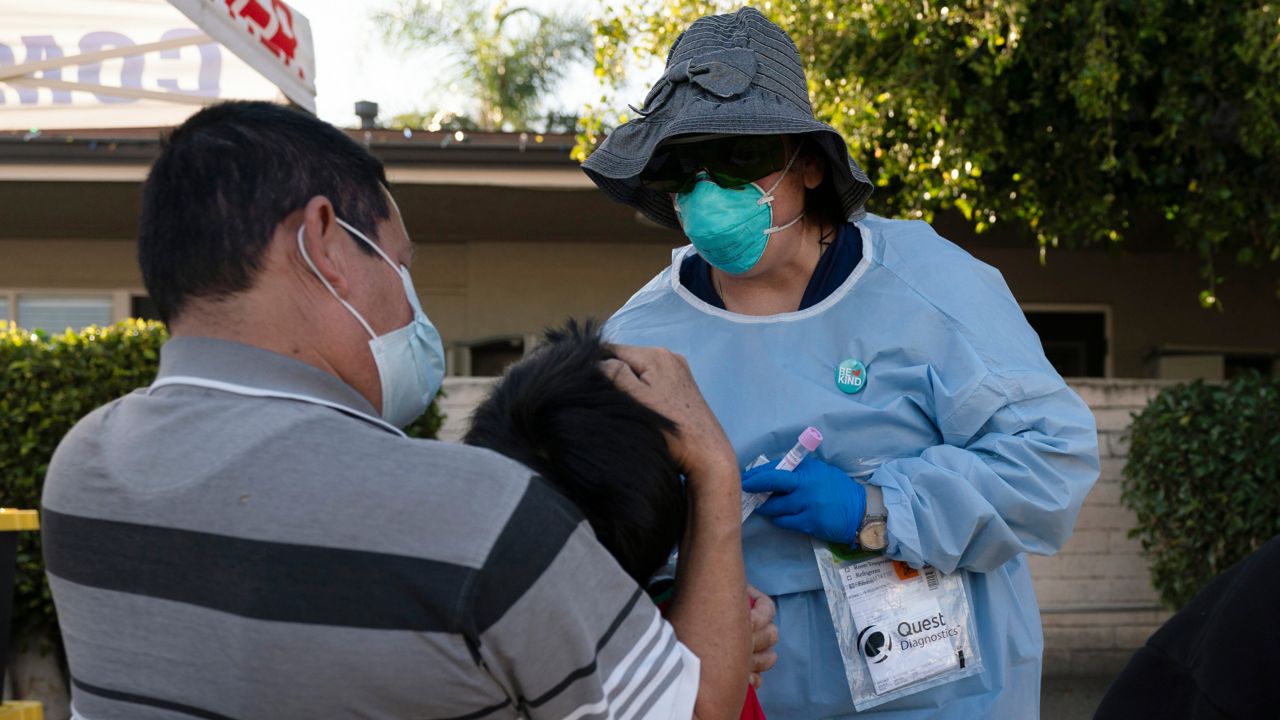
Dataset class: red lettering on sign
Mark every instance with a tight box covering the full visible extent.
[223,0,305,80]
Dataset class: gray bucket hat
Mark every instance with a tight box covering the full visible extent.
[581,7,874,232]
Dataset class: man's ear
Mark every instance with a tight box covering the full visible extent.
[295,196,352,297]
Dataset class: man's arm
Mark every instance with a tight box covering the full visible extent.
[665,452,749,717]
[469,476,702,719]
[607,345,750,719]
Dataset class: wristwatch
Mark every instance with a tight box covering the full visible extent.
[856,483,889,551]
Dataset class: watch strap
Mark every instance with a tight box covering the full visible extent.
[863,483,886,519]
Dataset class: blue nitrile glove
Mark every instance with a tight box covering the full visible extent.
[741,455,867,545]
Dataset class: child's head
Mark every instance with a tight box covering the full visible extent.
[464,320,686,585]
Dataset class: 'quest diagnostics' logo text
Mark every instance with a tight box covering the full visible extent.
[860,612,960,662]
[896,612,959,650]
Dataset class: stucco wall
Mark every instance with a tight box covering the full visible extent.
[0,239,142,288]
[0,237,674,358]
[4,233,1275,381]
[968,247,1280,378]
[1031,379,1174,676]
[419,241,672,345]
[437,376,1177,677]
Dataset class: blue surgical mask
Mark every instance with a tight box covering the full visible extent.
[297,220,446,428]
[673,142,805,275]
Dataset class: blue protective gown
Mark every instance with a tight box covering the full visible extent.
[606,215,1100,718]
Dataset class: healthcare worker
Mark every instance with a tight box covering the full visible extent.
[583,8,1101,718]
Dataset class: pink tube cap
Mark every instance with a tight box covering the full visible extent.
[799,426,823,452]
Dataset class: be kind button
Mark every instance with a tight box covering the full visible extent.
[836,359,867,394]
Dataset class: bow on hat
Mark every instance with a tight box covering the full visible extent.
[631,47,758,117]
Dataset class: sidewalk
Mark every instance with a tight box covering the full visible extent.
[1042,675,1113,720]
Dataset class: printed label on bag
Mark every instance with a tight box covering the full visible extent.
[838,557,963,694]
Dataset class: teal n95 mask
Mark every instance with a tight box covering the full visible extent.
[297,219,446,428]
[673,141,806,275]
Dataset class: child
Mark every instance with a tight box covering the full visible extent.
[465,319,765,719]
[463,319,685,586]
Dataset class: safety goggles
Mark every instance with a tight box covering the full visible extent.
[639,135,788,194]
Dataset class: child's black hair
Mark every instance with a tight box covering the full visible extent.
[464,319,686,585]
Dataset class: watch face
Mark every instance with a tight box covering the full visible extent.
[859,520,888,551]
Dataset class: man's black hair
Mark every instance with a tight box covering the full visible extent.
[137,101,392,323]
[464,319,687,585]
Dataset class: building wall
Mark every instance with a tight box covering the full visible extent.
[0,235,678,360]
[420,241,673,344]
[969,246,1280,378]
[426,238,1280,380]
[3,228,1276,381]
[0,239,141,288]
[437,376,1180,677]
[418,237,1280,372]
[1030,379,1174,676]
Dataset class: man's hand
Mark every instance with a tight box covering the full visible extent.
[603,344,736,481]
[747,585,778,689]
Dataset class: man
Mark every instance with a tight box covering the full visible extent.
[41,101,766,719]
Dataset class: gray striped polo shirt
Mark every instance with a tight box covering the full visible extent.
[42,336,698,719]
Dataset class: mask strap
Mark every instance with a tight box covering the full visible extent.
[336,218,422,315]
[759,139,808,235]
[335,217,401,273]
[296,224,378,341]
[763,211,805,236]
[757,138,806,205]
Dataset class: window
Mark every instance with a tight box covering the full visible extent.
[1225,354,1277,379]
[1022,308,1110,378]
[468,337,526,377]
[1150,347,1279,380]
[131,295,162,321]
[0,290,154,332]
[15,294,112,333]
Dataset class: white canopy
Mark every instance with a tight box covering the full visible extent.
[0,0,315,130]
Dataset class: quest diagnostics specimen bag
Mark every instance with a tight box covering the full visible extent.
[814,539,984,711]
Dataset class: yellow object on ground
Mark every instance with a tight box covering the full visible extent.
[0,510,42,719]
[0,701,44,719]
[0,509,38,532]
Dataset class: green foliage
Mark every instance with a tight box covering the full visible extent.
[583,0,1280,301]
[389,108,580,135]
[1121,373,1280,608]
[0,321,444,647]
[376,0,592,132]
[0,320,167,647]
[403,386,446,441]
[390,109,483,133]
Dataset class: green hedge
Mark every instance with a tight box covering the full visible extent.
[1,320,443,648]
[1122,373,1280,608]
